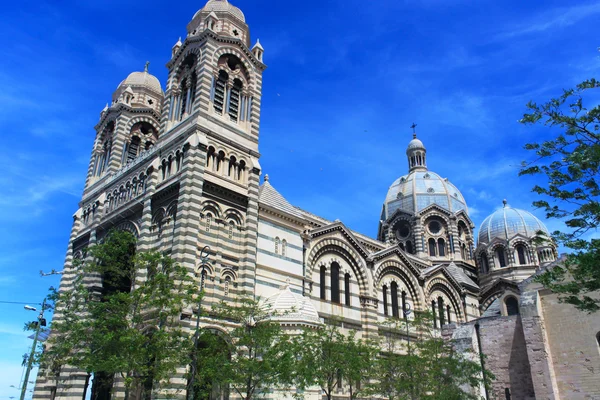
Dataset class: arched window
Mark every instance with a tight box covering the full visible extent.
[391,282,399,318]
[228,79,243,122]
[237,160,246,182]
[438,296,445,326]
[516,245,527,265]
[282,240,287,257]
[481,254,489,273]
[496,247,507,268]
[205,214,212,233]
[224,277,231,297]
[320,266,326,300]
[206,146,215,169]
[438,239,445,257]
[446,305,451,324]
[179,78,188,120]
[126,136,141,163]
[228,221,234,239]
[596,332,600,354]
[382,285,388,316]
[505,297,519,316]
[275,237,280,254]
[331,262,340,303]
[228,155,237,177]
[432,300,437,328]
[406,241,413,254]
[216,151,225,173]
[402,291,407,319]
[344,273,351,306]
[429,238,436,256]
[213,70,228,115]
[398,242,405,251]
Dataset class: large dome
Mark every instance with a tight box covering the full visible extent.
[478,201,550,245]
[118,71,162,95]
[384,170,468,219]
[194,0,245,22]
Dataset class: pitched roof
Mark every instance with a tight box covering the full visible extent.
[258,180,303,218]
[445,262,479,289]
[421,262,479,290]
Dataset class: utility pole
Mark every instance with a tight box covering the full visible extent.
[20,298,46,400]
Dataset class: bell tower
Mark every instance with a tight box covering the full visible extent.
[33,1,267,399]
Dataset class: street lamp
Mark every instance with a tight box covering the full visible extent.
[187,245,211,400]
[20,298,47,400]
[403,303,415,400]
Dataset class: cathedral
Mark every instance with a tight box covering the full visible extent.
[33,1,600,400]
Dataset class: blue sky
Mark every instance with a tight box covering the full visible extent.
[0,0,599,396]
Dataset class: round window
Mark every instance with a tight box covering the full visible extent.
[395,221,411,239]
[428,220,442,234]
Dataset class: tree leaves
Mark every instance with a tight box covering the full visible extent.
[520,78,600,312]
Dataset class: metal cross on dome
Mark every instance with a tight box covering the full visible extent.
[410,122,417,133]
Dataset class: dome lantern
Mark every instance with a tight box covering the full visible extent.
[406,124,427,172]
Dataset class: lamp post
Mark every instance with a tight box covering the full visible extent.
[187,246,210,400]
[403,303,415,400]
[20,299,46,400]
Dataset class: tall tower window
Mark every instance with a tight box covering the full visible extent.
[382,285,388,316]
[516,245,527,265]
[391,282,399,318]
[438,296,445,326]
[344,273,351,306]
[213,71,228,115]
[496,247,507,268]
[126,136,141,163]
[331,262,340,303]
[437,239,446,257]
[320,266,326,300]
[228,79,243,122]
[429,238,437,257]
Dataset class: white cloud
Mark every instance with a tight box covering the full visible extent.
[497,3,600,39]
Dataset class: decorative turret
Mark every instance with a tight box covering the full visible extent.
[172,37,182,58]
[406,127,427,172]
[252,39,264,62]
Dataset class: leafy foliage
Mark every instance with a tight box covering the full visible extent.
[293,322,378,400]
[368,313,491,400]
[520,78,600,312]
[190,297,296,400]
[39,229,200,399]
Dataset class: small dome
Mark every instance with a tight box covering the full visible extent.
[262,285,321,327]
[194,0,245,22]
[478,202,550,245]
[118,71,162,95]
[384,170,468,218]
[406,137,425,153]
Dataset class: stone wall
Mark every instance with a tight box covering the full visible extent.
[445,315,536,400]
[539,290,600,399]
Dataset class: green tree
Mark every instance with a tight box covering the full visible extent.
[520,78,600,312]
[369,314,490,400]
[191,297,296,400]
[38,229,200,400]
[293,322,378,400]
[338,330,378,400]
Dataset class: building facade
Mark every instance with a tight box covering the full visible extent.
[33,1,599,400]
